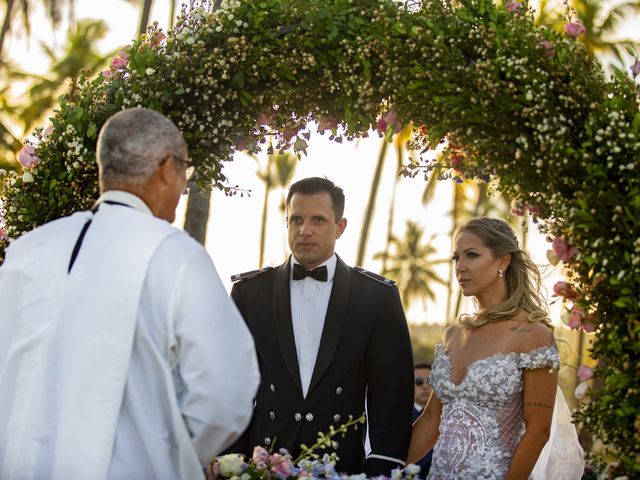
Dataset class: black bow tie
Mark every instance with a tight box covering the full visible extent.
[292,264,328,282]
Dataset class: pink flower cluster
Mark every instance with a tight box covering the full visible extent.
[553,281,578,300]
[539,40,555,59]
[552,237,578,262]
[252,447,290,476]
[18,145,41,169]
[101,50,129,81]
[564,22,586,39]
[0,227,8,241]
[376,110,402,136]
[507,2,524,14]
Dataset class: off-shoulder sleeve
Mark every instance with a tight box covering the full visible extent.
[517,344,560,370]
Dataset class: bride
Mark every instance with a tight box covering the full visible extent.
[408,217,583,479]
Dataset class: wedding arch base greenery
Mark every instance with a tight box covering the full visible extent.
[0,0,638,474]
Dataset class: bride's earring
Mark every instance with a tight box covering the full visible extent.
[498,268,504,278]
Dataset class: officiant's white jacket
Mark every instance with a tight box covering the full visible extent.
[0,191,260,480]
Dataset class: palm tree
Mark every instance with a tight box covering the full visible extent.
[15,19,109,134]
[0,0,76,63]
[356,137,389,266]
[381,125,413,272]
[255,150,297,267]
[537,0,640,67]
[375,220,447,311]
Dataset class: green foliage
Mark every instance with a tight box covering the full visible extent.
[0,0,639,472]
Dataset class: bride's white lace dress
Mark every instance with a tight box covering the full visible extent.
[426,342,559,480]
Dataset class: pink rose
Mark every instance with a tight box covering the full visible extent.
[111,56,128,69]
[582,322,596,333]
[578,365,594,382]
[539,40,555,58]
[269,453,290,476]
[574,381,589,400]
[252,446,269,468]
[552,237,579,262]
[43,125,55,138]
[382,110,402,133]
[0,227,8,241]
[631,59,640,78]
[375,118,388,136]
[553,281,577,300]
[564,22,586,39]
[511,205,526,216]
[507,1,524,13]
[18,145,41,168]
[101,69,115,80]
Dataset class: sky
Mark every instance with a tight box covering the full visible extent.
[4,0,639,325]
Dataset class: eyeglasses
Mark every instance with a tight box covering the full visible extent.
[415,377,430,387]
[160,155,195,182]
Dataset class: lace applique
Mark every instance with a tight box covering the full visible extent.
[426,342,559,480]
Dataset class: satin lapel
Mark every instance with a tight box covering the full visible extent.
[273,258,303,395]
[308,256,351,394]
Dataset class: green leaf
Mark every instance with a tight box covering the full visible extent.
[233,71,245,88]
[87,122,97,139]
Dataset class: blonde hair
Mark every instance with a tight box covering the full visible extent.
[456,217,551,329]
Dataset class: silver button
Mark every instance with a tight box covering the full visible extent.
[270,384,276,392]
[264,437,271,445]
[269,411,276,420]
[336,387,343,395]
[294,413,302,422]
[333,414,341,423]
[305,413,314,422]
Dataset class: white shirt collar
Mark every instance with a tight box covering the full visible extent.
[97,190,153,216]
[290,253,337,282]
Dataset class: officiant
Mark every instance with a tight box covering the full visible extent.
[0,108,260,480]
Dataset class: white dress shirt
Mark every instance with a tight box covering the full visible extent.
[290,254,336,398]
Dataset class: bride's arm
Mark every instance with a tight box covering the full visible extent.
[504,365,558,480]
[407,391,442,464]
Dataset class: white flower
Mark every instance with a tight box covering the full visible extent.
[22,172,35,183]
[575,381,589,400]
[145,68,156,75]
[217,454,244,477]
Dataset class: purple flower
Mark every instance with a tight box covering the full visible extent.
[631,59,640,78]
[18,145,41,168]
[101,69,115,81]
[564,22,586,39]
[111,55,128,69]
[553,281,578,300]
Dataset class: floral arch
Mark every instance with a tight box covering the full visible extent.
[0,0,638,473]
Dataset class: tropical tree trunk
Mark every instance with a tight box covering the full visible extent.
[356,139,389,266]
[138,0,154,34]
[381,142,402,272]
[169,0,177,29]
[0,0,16,61]
[183,183,210,245]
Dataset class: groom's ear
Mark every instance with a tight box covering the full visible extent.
[336,218,347,238]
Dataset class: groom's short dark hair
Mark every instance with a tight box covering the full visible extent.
[286,177,345,222]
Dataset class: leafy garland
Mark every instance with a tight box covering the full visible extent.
[0,0,638,474]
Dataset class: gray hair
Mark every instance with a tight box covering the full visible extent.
[97,108,187,188]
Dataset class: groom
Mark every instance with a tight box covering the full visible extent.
[229,177,414,475]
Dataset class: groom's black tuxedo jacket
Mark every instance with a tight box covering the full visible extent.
[229,256,414,476]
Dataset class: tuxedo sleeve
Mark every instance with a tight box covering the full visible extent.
[364,285,414,476]
[221,283,253,456]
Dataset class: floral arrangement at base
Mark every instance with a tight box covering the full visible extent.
[205,414,421,480]
[0,0,638,473]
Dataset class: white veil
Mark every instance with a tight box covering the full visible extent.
[531,387,585,480]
